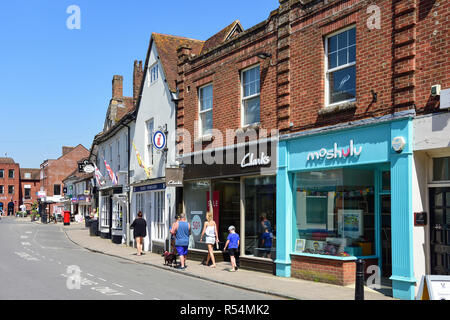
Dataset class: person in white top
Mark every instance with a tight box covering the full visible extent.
[200,210,219,268]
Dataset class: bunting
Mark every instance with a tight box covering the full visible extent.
[104,159,118,185]
[132,142,151,178]
[93,163,105,187]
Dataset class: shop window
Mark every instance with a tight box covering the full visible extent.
[154,191,165,240]
[433,157,450,181]
[241,65,260,126]
[382,171,391,191]
[294,168,375,257]
[112,200,123,230]
[244,176,276,260]
[213,178,241,244]
[100,196,110,228]
[325,26,356,106]
[185,181,209,250]
[198,84,213,137]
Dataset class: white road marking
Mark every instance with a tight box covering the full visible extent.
[112,283,123,288]
[98,278,107,282]
[130,289,143,295]
[153,298,160,300]
[26,231,32,234]
[20,235,28,239]
[14,251,39,261]
[21,242,31,246]
[86,273,94,277]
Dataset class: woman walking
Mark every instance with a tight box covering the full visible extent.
[200,210,219,268]
[130,211,147,256]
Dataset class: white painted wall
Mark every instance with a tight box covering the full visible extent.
[129,42,177,252]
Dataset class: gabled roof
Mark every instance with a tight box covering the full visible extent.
[152,33,204,93]
[20,168,40,180]
[200,20,244,55]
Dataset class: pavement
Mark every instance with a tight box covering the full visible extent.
[48,218,395,300]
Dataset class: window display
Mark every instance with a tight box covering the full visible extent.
[244,176,276,260]
[185,181,209,250]
[294,168,375,257]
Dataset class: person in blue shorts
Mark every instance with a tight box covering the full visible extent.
[170,213,190,270]
[223,225,240,272]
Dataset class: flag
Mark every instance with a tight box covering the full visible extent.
[93,163,105,186]
[132,142,151,178]
[104,160,118,185]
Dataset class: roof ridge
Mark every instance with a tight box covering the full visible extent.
[152,32,204,43]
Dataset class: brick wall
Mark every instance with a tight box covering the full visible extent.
[0,162,20,215]
[176,0,449,154]
[291,255,356,286]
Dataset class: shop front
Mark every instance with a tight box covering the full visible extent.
[276,113,416,300]
[181,140,277,273]
[99,186,123,240]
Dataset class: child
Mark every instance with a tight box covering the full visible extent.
[260,227,273,259]
[223,225,240,272]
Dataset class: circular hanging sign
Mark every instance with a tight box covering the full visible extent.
[392,136,406,153]
[153,130,166,151]
[191,215,202,236]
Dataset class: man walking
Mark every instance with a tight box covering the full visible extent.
[171,213,190,270]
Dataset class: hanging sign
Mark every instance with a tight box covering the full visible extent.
[78,159,95,173]
[417,275,450,300]
[165,167,183,187]
[153,130,167,151]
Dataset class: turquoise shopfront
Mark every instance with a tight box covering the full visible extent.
[275,112,416,300]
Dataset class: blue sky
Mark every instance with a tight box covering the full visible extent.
[0,0,278,168]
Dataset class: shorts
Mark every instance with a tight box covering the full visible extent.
[228,248,238,256]
[205,235,216,245]
[176,246,188,256]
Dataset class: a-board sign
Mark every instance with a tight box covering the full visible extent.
[416,275,450,300]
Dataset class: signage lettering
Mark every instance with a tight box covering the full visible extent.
[307,140,362,161]
[240,152,271,168]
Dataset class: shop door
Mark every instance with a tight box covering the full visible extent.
[0,202,3,215]
[430,187,450,275]
[380,195,392,277]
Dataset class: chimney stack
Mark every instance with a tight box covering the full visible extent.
[133,60,144,105]
[112,75,123,99]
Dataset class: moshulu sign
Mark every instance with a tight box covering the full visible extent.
[416,275,450,300]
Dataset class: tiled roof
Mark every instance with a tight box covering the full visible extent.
[200,20,243,55]
[0,157,15,164]
[114,96,135,121]
[20,168,40,180]
[152,33,204,92]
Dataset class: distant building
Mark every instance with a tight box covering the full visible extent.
[39,145,90,215]
[0,157,20,215]
[19,168,41,211]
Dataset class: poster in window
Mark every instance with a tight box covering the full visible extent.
[338,209,363,239]
[295,239,306,253]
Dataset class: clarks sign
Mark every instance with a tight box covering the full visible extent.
[240,152,271,168]
[307,140,362,161]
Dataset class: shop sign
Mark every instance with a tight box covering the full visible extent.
[78,159,95,173]
[133,183,166,193]
[240,152,271,168]
[84,190,90,195]
[166,167,183,187]
[38,191,46,199]
[392,136,406,153]
[306,140,362,161]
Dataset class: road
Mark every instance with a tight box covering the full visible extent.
[0,217,278,300]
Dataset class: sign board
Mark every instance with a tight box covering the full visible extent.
[166,167,183,187]
[38,191,46,199]
[133,183,166,193]
[417,275,450,300]
[191,215,202,236]
[153,130,167,151]
[78,159,95,173]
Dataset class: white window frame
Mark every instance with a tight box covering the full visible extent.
[240,65,261,127]
[146,118,154,166]
[148,63,159,86]
[198,83,213,137]
[324,25,356,108]
[151,191,165,241]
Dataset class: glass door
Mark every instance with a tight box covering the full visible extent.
[429,187,450,275]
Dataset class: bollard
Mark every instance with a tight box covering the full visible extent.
[355,258,365,300]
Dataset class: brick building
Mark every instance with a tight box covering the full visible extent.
[173,0,449,300]
[40,145,90,215]
[19,168,41,211]
[0,158,20,215]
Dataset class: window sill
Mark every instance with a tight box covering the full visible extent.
[318,101,356,116]
[237,123,260,134]
[194,134,213,143]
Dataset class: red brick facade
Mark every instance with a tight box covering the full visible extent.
[0,159,20,215]
[19,169,41,211]
[40,145,89,213]
[176,0,449,153]
[291,255,356,286]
